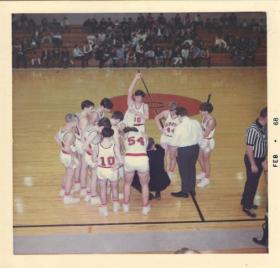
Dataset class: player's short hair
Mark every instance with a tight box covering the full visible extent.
[123,127,139,133]
[65,113,79,123]
[100,98,113,109]
[147,137,155,151]
[175,106,188,116]
[81,100,94,110]
[199,102,214,113]
[97,117,112,128]
[168,102,178,111]
[134,90,146,97]
[101,127,114,138]
[260,107,267,118]
[112,111,124,121]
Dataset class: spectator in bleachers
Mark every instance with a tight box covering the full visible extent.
[73,44,85,67]
[135,43,145,66]
[83,40,93,66]
[41,49,52,68]
[200,45,211,67]
[52,47,61,67]
[241,19,249,29]
[181,45,190,66]
[115,45,125,67]
[214,35,229,52]
[31,51,41,67]
[144,47,155,67]
[172,47,183,66]
[60,47,72,68]
[228,13,238,27]
[15,47,27,68]
[61,16,70,33]
[154,46,164,66]
[52,31,62,47]
[190,43,201,67]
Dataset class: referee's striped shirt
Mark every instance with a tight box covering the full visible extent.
[246,119,267,158]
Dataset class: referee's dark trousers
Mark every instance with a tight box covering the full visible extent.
[242,154,265,209]
[177,144,200,193]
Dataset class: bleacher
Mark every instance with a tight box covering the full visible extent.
[13,24,267,68]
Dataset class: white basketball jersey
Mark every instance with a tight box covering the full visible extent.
[132,102,145,125]
[84,124,101,145]
[163,112,180,137]
[201,118,215,139]
[58,129,70,147]
[124,132,147,155]
[97,143,116,168]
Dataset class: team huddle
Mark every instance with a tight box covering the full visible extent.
[55,73,216,216]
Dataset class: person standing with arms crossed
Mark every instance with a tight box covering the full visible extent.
[241,107,267,218]
[170,107,203,198]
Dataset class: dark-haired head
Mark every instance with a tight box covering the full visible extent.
[199,102,214,113]
[98,117,112,129]
[147,137,155,151]
[134,90,146,103]
[81,100,94,110]
[175,107,188,117]
[123,127,139,133]
[134,90,146,97]
[101,127,114,138]
[100,98,113,111]
[260,107,267,118]
[112,111,124,122]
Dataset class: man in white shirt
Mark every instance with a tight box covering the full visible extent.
[170,107,202,198]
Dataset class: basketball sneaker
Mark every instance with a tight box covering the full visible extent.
[196,172,206,181]
[63,195,80,204]
[123,203,130,213]
[59,189,65,197]
[90,196,101,205]
[168,171,174,181]
[142,204,151,215]
[197,178,210,188]
[112,201,121,212]
[99,206,108,216]
[84,194,91,202]
[80,188,87,197]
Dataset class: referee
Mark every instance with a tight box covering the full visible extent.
[241,107,267,218]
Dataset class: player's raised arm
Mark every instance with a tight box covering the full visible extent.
[127,73,142,106]
[54,130,61,146]
[155,110,168,132]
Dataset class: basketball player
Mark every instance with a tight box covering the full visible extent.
[110,111,126,198]
[90,98,114,125]
[83,117,112,205]
[196,101,217,187]
[123,73,149,133]
[93,127,124,216]
[155,102,180,180]
[54,113,80,204]
[123,127,151,215]
[75,100,95,196]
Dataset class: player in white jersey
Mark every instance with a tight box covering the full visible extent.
[54,113,80,204]
[92,127,123,216]
[110,111,126,199]
[74,100,95,196]
[197,101,217,188]
[90,98,113,125]
[123,73,149,133]
[123,127,151,215]
[155,102,180,180]
[83,117,112,205]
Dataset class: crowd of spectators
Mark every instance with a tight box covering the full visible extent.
[12,13,266,68]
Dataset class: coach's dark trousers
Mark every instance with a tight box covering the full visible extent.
[242,154,265,209]
[177,144,200,193]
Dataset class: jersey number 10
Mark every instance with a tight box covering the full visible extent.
[100,156,115,166]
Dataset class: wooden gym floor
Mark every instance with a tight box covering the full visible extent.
[13,67,267,239]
